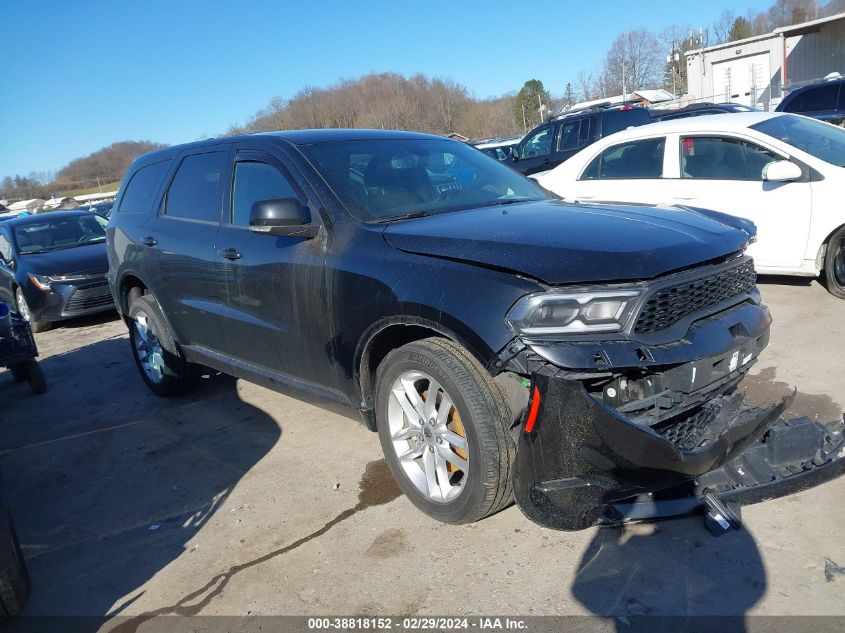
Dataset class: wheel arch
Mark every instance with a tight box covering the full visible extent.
[817,222,845,269]
[117,272,149,320]
[355,317,487,430]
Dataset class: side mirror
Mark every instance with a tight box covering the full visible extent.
[763,160,802,182]
[249,198,318,238]
[511,148,520,161]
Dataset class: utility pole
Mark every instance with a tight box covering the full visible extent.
[521,104,527,132]
[622,61,627,99]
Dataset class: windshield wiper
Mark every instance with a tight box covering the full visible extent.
[371,211,436,224]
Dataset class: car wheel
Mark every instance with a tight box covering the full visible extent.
[20,360,46,395]
[823,226,845,299]
[0,522,30,620]
[14,288,50,333]
[127,294,196,397]
[375,337,514,524]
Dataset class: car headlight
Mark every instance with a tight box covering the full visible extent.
[506,289,642,335]
[46,273,90,282]
[28,274,52,291]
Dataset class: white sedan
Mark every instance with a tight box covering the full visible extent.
[533,112,845,298]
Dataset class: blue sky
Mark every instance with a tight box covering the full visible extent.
[0,0,773,180]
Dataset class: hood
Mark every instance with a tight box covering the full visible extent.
[19,242,108,276]
[382,200,752,285]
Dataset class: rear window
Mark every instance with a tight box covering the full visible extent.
[601,108,652,137]
[118,160,170,214]
[580,137,665,180]
[784,84,840,112]
[164,152,226,222]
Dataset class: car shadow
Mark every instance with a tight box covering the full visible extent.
[0,333,281,628]
[571,511,764,631]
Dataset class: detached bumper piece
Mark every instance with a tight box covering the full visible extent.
[512,373,845,532]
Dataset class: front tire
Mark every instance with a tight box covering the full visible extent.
[15,288,50,333]
[0,522,30,620]
[375,338,514,524]
[127,294,195,397]
[824,226,845,299]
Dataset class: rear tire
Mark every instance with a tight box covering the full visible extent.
[127,294,196,397]
[0,522,30,620]
[375,337,514,524]
[823,226,845,299]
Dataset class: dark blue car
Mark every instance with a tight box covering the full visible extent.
[0,210,115,332]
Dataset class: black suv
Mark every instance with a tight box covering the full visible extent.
[107,129,845,531]
[650,102,758,121]
[510,104,652,175]
[776,77,845,126]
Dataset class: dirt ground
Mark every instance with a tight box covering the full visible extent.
[1,276,844,626]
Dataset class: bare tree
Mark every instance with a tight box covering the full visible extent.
[712,10,736,44]
[575,70,595,101]
[602,29,665,95]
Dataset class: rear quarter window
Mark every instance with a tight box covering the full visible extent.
[118,160,171,214]
[601,109,652,136]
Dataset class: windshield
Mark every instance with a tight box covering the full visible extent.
[751,114,845,167]
[299,138,549,222]
[14,214,108,254]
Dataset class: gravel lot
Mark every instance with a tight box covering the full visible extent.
[1,277,843,625]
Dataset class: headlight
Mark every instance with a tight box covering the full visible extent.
[46,274,90,282]
[28,274,52,291]
[506,289,642,335]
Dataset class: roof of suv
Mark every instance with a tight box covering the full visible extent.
[136,129,447,164]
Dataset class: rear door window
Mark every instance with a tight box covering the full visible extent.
[118,160,171,214]
[557,121,581,151]
[580,137,665,180]
[164,151,226,222]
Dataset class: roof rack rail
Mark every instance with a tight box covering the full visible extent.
[549,100,643,121]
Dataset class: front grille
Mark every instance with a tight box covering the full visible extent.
[634,259,756,334]
[64,279,114,314]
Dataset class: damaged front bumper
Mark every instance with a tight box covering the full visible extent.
[513,372,845,532]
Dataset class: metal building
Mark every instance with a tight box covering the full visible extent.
[685,12,845,110]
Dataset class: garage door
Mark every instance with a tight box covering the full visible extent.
[713,53,771,108]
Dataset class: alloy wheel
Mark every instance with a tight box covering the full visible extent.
[15,289,31,323]
[386,371,469,503]
[133,312,166,384]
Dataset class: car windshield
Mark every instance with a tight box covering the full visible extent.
[299,138,548,222]
[14,214,108,254]
[751,114,845,167]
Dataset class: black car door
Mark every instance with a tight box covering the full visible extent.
[214,146,334,389]
[0,229,15,308]
[145,148,229,349]
[514,124,558,175]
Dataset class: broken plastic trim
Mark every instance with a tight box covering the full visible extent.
[512,372,845,531]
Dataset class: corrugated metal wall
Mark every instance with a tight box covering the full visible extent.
[784,21,845,86]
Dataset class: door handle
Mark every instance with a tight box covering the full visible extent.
[543,158,551,165]
[218,248,241,261]
[140,236,157,247]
